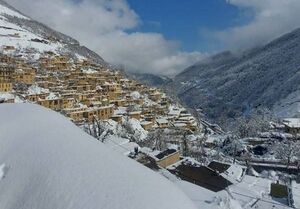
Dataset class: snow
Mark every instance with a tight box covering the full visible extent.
[0,104,197,209]
[0,4,29,19]
[227,175,290,209]
[168,105,184,117]
[75,53,86,61]
[156,117,169,124]
[159,168,244,209]
[175,180,224,209]
[27,85,49,95]
[247,166,260,177]
[144,96,157,106]
[0,4,64,58]
[113,106,127,116]
[205,135,219,144]
[140,121,152,125]
[129,118,148,137]
[173,122,186,127]
[104,135,139,156]
[173,172,291,209]
[273,90,300,118]
[0,92,14,100]
[0,17,63,53]
[220,163,246,183]
[81,68,98,74]
[141,147,161,158]
[0,92,24,103]
[282,118,300,128]
[45,92,59,100]
[292,181,300,208]
[87,117,148,142]
[130,91,141,99]
[159,158,292,209]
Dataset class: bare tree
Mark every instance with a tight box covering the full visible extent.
[144,129,167,151]
[121,117,137,141]
[233,107,274,138]
[241,148,252,168]
[221,134,243,163]
[231,135,240,163]
[181,131,190,156]
[84,116,113,142]
[275,139,300,168]
[191,107,203,133]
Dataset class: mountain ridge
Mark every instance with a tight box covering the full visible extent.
[167,27,300,121]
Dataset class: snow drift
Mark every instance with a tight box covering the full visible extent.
[0,104,196,209]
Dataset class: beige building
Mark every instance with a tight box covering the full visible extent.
[155,149,180,168]
[0,82,13,92]
[141,121,153,130]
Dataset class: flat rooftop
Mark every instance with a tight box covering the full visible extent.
[155,149,177,160]
[169,164,232,192]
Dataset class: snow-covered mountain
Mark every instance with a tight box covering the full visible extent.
[0,103,196,209]
[0,0,106,64]
[168,28,300,121]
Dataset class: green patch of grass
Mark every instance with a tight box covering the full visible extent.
[270,183,288,198]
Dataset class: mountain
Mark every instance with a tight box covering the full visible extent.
[168,28,300,121]
[0,103,196,209]
[0,0,106,64]
[128,72,172,87]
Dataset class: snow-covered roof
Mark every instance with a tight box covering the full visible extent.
[129,111,141,115]
[45,92,59,100]
[282,118,300,128]
[173,122,187,127]
[113,107,127,116]
[0,92,14,100]
[27,85,49,95]
[81,68,98,74]
[0,92,24,103]
[0,104,196,209]
[130,91,141,100]
[140,121,152,125]
[156,118,169,124]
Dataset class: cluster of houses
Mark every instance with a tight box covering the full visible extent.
[0,55,36,93]
[136,148,300,209]
[0,52,199,133]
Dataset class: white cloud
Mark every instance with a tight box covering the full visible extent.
[9,0,205,76]
[215,0,300,50]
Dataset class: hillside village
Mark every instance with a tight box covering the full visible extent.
[0,49,199,134]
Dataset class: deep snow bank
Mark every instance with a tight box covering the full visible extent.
[0,104,196,209]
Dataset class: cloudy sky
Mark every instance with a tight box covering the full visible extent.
[9,0,300,76]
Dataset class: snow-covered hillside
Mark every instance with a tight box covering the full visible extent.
[0,4,61,56]
[0,104,196,209]
[0,0,106,63]
[169,27,300,120]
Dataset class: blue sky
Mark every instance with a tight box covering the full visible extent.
[127,0,251,52]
